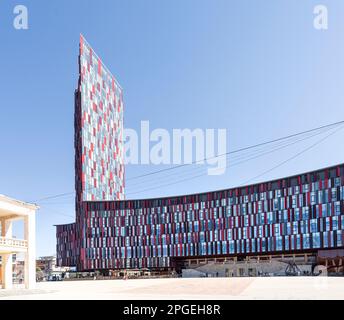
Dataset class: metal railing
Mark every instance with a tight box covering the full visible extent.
[0,236,28,249]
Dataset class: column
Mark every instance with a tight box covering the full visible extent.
[24,213,36,289]
[1,218,13,290]
[1,254,13,289]
[1,219,12,238]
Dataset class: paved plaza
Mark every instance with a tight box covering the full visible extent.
[0,277,343,300]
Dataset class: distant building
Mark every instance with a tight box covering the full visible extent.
[36,256,70,281]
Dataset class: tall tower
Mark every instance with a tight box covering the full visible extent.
[56,36,125,269]
[75,35,125,203]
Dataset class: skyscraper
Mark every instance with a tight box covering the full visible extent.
[56,37,344,275]
[56,36,125,269]
[76,35,125,203]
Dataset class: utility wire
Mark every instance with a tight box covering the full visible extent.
[40,126,344,215]
[39,127,330,201]
[40,205,75,219]
[125,126,333,191]
[126,120,344,181]
[32,120,344,203]
[240,125,344,186]
[126,125,344,197]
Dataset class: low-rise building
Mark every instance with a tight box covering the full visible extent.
[0,194,38,289]
[36,256,71,281]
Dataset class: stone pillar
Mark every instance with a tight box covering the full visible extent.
[1,254,13,289]
[24,214,36,289]
[1,219,12,238]
[1,219,13,289]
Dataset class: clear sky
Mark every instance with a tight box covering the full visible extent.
[1,0,344,256]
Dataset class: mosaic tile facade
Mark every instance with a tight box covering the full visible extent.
[76,35,125,202]
[57,163,344,270]
[56,37,344,271]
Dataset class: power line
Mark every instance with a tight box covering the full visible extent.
[125,126,333,191]
[240,125,344,186]
[40,205,75,219]
[42,131,321,199]
[38,125,344,214]
[126,125,344,197]
[126,119,344,181]
[32,120,344,203]
[33,192,75,203]
[37,129,323,201]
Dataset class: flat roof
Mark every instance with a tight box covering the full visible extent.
[0,194,39,211]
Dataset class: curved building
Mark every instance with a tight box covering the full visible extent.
[56,37,344,275]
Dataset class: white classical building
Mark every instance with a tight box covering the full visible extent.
[0,195,38,289]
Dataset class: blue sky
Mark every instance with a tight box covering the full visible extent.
[1,0,344,256]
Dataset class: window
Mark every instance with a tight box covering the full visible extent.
[274,224,280,236]
[337,230,343,247]
[312,233,321,248]
[293,221,299,234]
[332,188,337,201]
[333,217,339,231]
[301,220,309,234]
[294,208,300,221]
[295,186,300,194]
[229,241,235,254]
[290,235,295,250]
[329,232,334,248]
[296,235,301,250]
[285,236,290,251]
[246,240,250,253]
[222,241,227,254]
[310,219,318,233]
[241,240,245,253]
[302,207,309,220]
[323,232,329,248]
[207,243,212,255]
[276,236,283,251]
[258,202,263,213]
[267,212,274,224]
[267,237,272,252]
[303,234,310,249]
[244,216,249,227]
[258,226,263,238]
[273,199,279,211]
[325,218,331,232]
[335,177,341,187]
[261,238,266,252]
[251,239,256,253]
[322,204,328,217]
[311,192,317,205]
[335,202,341,216]
[286,222,292,235]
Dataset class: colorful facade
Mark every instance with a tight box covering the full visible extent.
[56,37,344,271]
[57,164,344,270]
[76,35,125,203]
